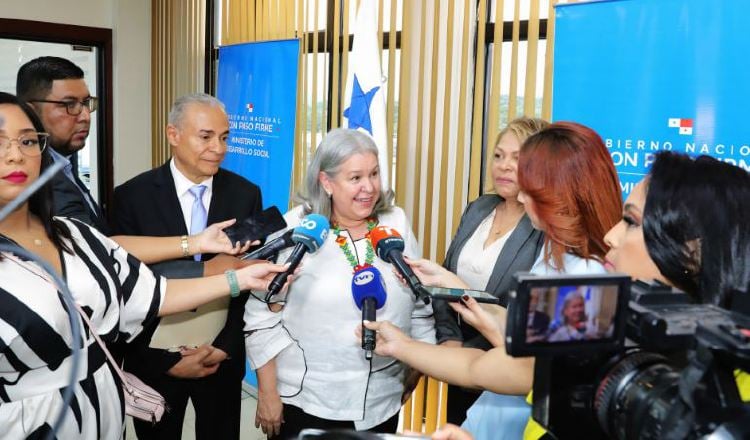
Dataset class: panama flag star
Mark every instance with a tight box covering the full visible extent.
[342,1,389,188]
[344,75,380,135]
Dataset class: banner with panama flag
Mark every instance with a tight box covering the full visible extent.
[343,0,390,189]
[552,0,750,198]
[217,39,300,211]
[216,38,300,390]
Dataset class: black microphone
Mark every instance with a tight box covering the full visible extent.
[369,226,431,305]
[240,229,294,261]
[265,214,330,298]
[351,266,388,359]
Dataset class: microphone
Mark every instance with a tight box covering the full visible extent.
[265,214,330,298]
[351,266,387,360]
[369,226,431,305]
[240,229,295,261]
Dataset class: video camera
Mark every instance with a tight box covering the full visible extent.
[505,274,750,440]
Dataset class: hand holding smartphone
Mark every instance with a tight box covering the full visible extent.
[424,286,501,304]
[224,206,287,246]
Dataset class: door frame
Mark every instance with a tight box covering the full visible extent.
[0,18,114,218]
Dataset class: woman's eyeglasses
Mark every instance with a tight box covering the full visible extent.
[0,132,50,158]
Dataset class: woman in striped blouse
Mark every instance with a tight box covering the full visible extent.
[0,92,287,440]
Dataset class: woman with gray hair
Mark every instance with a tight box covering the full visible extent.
[548,291,587,342]
[244,128,435,438]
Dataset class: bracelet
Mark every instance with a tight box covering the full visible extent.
[180,235,190,258]
[225,270,241,298]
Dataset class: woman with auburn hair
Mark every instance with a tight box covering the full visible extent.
[364,121,623,440]
[517,121,622,273]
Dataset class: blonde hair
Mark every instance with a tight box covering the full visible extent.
[484,117,550,193]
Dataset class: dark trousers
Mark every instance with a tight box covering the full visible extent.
[270,403,400,440]
[446,384,482,425]
[132,366,242,440]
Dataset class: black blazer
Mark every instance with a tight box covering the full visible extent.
[433,194,544,350]
[51,172,110,234]
[112,161,262,379]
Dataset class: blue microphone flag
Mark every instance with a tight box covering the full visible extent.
[291,213,330,252]
[351,266,387,310]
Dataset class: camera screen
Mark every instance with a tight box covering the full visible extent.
[525,284,620,345]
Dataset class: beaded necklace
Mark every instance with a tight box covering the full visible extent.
[332,217,377,272]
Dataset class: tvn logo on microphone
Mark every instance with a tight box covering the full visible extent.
[354,270,375,286]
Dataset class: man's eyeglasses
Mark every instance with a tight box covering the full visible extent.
[0,132,50,158]
[29,97,98,116]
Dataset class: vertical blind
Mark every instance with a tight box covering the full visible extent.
[218,0,555,263]
[151,0,207,166]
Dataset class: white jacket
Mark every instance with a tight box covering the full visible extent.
[244,205,436,429]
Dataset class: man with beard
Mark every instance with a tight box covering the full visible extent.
[16,56,108,233]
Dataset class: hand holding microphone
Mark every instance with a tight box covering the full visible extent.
[241,229,295,261]
[369,226,431,305]
[358,320,412,359]
[265,214,330,299]
[351,266,388,359]
[235,261,290,292]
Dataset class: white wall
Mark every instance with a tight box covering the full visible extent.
[2,0,152,185]
[111,0,152,184]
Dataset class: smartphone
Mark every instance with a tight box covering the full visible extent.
[424,286,501,304]
[224,206,287,245]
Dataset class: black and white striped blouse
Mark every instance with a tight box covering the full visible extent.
[0,217,165,439]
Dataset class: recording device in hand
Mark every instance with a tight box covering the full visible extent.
[369,226,431,305]
[351,266,388,359]
[241,229,294,261]
[224,206,287,247]
[265,214,330,299]
[504,274,750,440]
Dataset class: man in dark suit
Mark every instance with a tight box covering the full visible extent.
[16,56,109,233]
[113,93,262,439]
[526,291,551,343]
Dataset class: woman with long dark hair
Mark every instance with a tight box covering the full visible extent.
[605,150,750,310]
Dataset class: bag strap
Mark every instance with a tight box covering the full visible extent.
[1,251,133,389]
[72,302,132,388]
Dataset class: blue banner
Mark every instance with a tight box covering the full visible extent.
[553,0,750,197]
[217,39,300,390]
[217,39,300,210]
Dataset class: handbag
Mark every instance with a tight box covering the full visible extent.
[74,302,168,424]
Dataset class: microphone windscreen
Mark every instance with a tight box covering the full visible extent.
[351,266,387,309]
[369,226,405,261]
[291,214,330,252]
